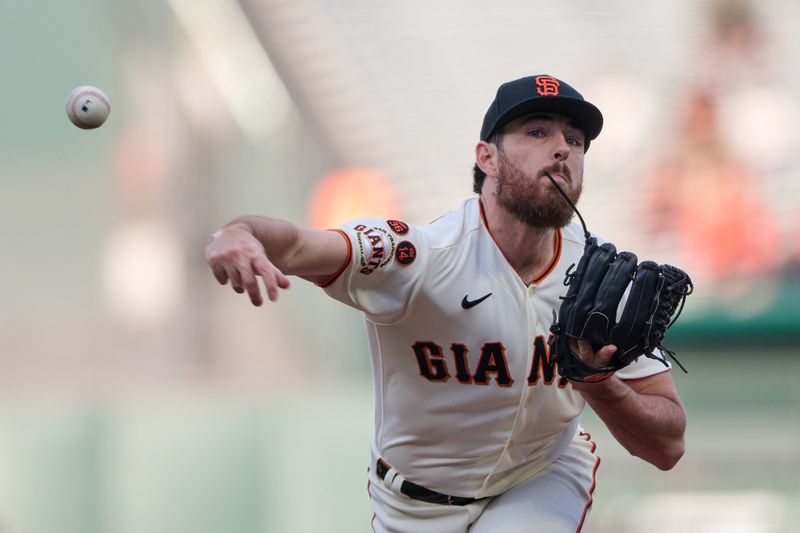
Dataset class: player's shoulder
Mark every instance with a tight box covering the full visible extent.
[338,215,416,240]
[418,197,482,250]
[559,222,617,264]
[560,220,592,246]
[335,197,479,253]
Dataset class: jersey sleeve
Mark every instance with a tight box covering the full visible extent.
[318,217,427,324]
[615,352,671,380]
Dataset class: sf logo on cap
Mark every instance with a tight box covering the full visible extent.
[535,76,560,96]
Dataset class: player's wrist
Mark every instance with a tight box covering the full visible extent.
[220,221,255,236]
[570,375,630,401]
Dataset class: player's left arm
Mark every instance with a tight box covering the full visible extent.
[570,342,686,470]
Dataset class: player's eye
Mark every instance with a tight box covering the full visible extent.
[527,128,544,138]
[566,136,584,147]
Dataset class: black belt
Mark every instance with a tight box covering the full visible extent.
[375,458,478,506]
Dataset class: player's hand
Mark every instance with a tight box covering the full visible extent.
[205,225,291,306]
[568,340,617,369]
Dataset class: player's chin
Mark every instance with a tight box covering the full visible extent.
[538,202,576,228]
[545,179,581,206]
[538,181,571,201]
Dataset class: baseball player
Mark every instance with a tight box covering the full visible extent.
[206,75,687,532]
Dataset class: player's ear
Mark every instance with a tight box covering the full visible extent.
[475,141,499,178]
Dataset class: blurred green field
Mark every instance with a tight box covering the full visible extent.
[1,350,796,533]
[582,349,800,532]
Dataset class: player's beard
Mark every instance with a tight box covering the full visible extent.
[495,150,582,229]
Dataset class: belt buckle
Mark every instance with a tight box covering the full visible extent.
[376,459,388,480]
[447,495,455,506]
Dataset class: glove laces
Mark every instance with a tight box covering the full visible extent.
[649,265,693,373]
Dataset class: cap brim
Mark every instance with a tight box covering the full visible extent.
[487,96,603,141]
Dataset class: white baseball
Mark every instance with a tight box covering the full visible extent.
[66,85,111,129]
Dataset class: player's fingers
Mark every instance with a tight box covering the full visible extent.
[572,340,615,368]
[597,344,618,358]
[569,339,587,355]
[212,265,229,285]
[575,340,593,357]
[252,257,289,301]
[240,269,263,307]
[595,342,618,367]
[276,271,291,289]
[264,269,285,302]
[251,255,273,276]
[265,270,281,301]
[226,266,245,294]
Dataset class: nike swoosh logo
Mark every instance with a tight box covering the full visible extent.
[461,292,492,309]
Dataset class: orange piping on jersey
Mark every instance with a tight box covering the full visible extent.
[531,228,561,285]
[367,471,377,533]
[479,197,490,227]
[477,198,563,286]
[367,467,378,532]
[316,229,352,288]
[575,432,600,533]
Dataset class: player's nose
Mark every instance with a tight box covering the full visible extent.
[552,135,570,161]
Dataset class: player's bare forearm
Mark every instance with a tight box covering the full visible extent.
[206,215,348,305]
[571,372,686,470]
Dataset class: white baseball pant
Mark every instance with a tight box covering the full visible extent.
[367,433,599,533]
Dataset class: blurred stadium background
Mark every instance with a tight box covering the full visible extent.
[1,0,799,531]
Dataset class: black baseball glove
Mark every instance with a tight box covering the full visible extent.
[549,237,693,383]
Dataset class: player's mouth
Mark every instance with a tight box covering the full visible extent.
[539,164,571,185]
[541,172,571,191]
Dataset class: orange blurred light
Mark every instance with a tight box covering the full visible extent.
[308,167,400,229]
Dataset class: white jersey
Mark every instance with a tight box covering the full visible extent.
[322,197,667,498]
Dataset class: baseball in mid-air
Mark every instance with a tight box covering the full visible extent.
[66,85,110,129]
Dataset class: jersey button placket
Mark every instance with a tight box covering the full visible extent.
[504,287,535,459]
[526,285,539,386]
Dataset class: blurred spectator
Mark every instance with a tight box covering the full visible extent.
[644,90,780,285]
[641,0,796,289]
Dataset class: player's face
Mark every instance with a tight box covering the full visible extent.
[493,113,585,228]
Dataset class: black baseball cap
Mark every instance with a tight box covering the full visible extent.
[480,75,603,149]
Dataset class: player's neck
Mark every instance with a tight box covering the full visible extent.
[479,195,557,282]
